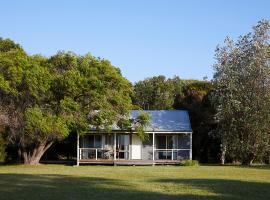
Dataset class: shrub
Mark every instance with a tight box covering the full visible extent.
[179,160,199,166]
[0,134,6,162]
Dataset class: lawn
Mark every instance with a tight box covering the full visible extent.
[0,165,269,200]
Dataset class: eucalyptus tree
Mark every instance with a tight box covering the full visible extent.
[133,75,183,110]
[0,39,136,164]
[212,20,270,165]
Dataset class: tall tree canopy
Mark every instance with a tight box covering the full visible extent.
[133,75,183,110]
[0,38,133,164]
[212,20,270,165]
[174,80,217,162]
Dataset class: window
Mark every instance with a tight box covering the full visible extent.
[105,135,113,146]
[94,135,102,148]
[84,135,102,148]
[156,135,166,149]
[167,136,173,149]
[178,134,190,149]
[156,135,173,149]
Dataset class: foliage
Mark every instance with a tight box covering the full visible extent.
[174,80,213,110]
[212,20,270,165]
[25,107,70,141]
[0,37,22,52]
[117,111,151,141]
[175,81,218,163]
[179,160,199,166]
[0,111,7,162]
[0,134,6,162]
[134,112,151,140]
[0,39,133,164]
[133,75,183,110]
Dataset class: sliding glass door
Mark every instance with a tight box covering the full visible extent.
[156,135,174,160]
[116,135,130,159]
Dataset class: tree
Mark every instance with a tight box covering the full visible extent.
[174,80,217,162]
[0,110,8,162]
[212,20,270,165]
[133,75,183,110]
[0,134,5,162]
[117,111,151,140]
[0,39,134,164]
[0,37,22,52]
[0,113,7,162]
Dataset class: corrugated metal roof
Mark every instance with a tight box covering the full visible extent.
[131,110,192,132]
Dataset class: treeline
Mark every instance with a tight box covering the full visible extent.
[132,76,218,162]
[0,20,269,165]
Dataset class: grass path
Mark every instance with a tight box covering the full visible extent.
[0,165,269,200]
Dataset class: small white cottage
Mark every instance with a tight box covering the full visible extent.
[77,110,192,165]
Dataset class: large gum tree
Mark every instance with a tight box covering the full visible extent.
[212,20,270,165]
[0,39,134,165]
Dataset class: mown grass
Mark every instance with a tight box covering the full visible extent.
[0,164,269,200]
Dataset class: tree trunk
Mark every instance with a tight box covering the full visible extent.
[221,150,226,165]
[220,144,226,165]
[242,154,255,165]
[22,141,53,165]
[17,148,22,163]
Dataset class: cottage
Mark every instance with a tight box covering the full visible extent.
[77,110,192,165]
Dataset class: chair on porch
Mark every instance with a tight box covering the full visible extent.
[103,149,114,159]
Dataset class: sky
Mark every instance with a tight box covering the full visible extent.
[1,0,269,83]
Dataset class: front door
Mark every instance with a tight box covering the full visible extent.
[131,135,142,159]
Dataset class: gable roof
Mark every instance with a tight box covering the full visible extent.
[131,110,192,132]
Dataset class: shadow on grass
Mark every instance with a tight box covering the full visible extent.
[154,178,270,200]
[0,173,269,200]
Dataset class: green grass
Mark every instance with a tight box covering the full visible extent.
[0,165,269,200]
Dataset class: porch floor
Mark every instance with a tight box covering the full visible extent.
[79,159,180,166]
